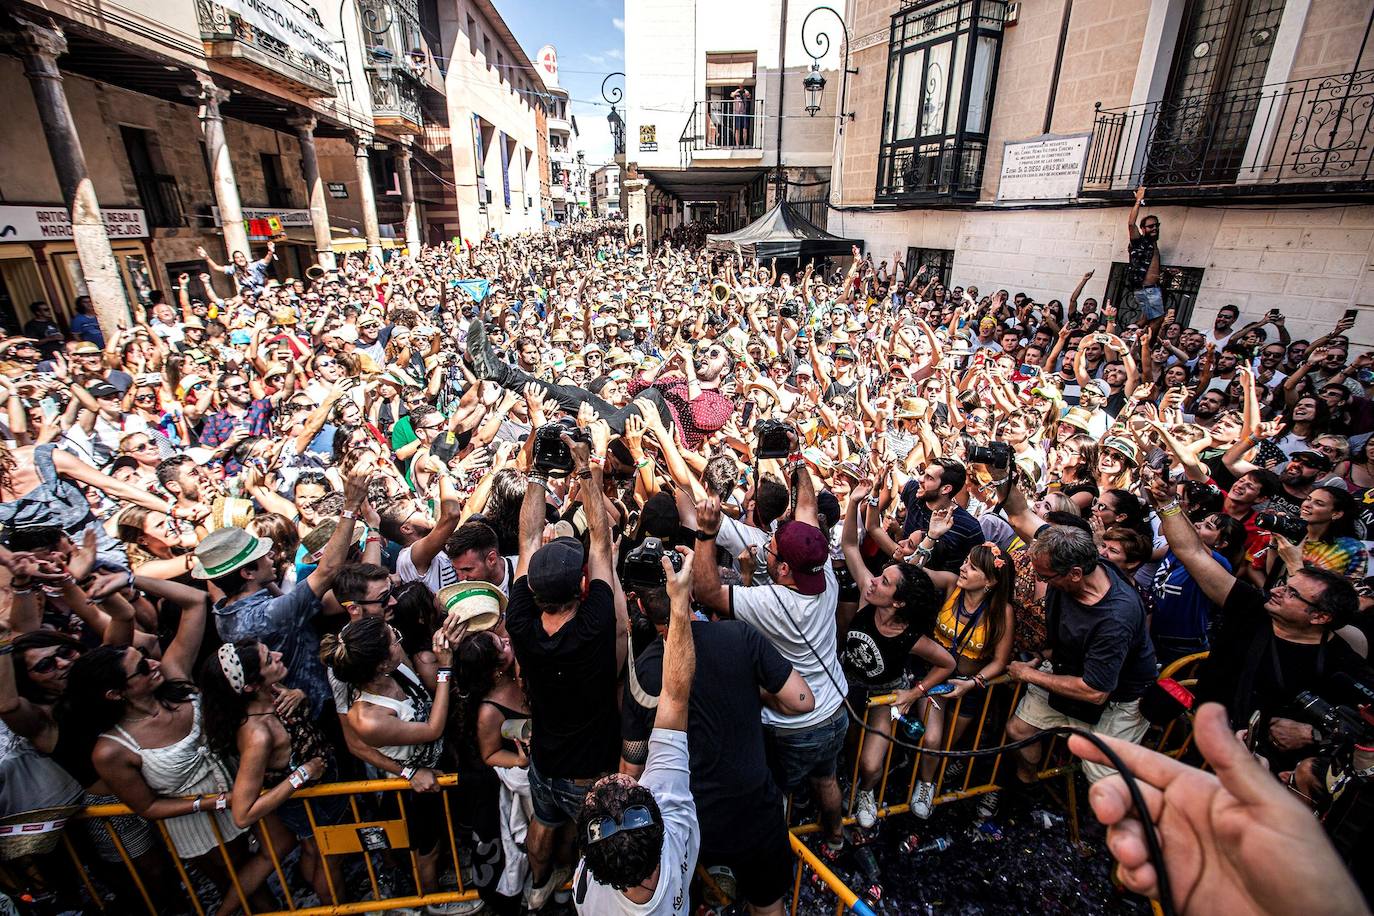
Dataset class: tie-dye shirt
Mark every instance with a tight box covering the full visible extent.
[1302,536,1368,579]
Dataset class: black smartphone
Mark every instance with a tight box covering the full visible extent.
[1343,308,1359,324]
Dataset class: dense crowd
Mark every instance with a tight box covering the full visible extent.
[0,201,1370,916]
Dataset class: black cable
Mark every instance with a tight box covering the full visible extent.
[754,578,1178,916]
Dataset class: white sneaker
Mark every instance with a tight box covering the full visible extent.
[526,865,571,911]
[425,901,484,915]
[910,780,936,819]
[854,788,878,829]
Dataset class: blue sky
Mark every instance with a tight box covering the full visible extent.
[496,0,625,168]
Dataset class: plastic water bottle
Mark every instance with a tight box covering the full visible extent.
[890,707,925,741]
[903,836,951,855]
[897,833,921,854]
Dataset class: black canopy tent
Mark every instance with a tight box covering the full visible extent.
[705,200,863,260]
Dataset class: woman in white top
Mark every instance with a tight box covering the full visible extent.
[321,615,456,902]
[66,580,273,915]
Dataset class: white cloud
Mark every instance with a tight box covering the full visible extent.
[612,16,624,30]
[607,48,623,60]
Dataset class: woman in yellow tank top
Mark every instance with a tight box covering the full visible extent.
[913,506,1017,803]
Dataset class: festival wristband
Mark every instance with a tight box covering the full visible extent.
[288,767,309,789]
[340,509,358,521]
[436,668,452,683]
[1158,501,1183,518]
[215,794,228,811]
[694,529,717,541]
[635,458,652,469]
[401,766,418,781]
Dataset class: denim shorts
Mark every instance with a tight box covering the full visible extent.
[1133,286,1165,320]
[528,763,594,828]
[764,705,850,791]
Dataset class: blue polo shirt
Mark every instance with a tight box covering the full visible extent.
[213,580,329,717]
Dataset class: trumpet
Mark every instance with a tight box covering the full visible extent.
[306,264,327,280]
[711,280,732,305]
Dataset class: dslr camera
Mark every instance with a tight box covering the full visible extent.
[532,420,590,476]
[967,441,1011,469]
[755,419,796,460]
[779,303,798,320]
[1254,510,1307,543]
[623,537,682,588]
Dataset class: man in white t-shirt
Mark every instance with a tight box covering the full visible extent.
[692,461,850,861]
[573,550,699,914]
[445,518,517,599]
[393,471,463,593]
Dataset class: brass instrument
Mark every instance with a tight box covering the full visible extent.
[711,280,732,304]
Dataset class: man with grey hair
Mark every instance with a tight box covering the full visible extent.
[1001,491,1158,784]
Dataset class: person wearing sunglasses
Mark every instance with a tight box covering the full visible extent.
[573,549,699,912]
[1143,469,1367,777]
[64,574,279,908]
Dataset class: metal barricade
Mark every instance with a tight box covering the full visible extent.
[788,834,877,916]
[64,774,480,916]
[36,658,1211,914]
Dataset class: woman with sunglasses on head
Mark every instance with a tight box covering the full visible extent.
[201,639,342,906]
[61,576,277,915]
[320,615,462,905]
[913,511,1017,773]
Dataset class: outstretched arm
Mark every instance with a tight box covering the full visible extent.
[654,551,696,732]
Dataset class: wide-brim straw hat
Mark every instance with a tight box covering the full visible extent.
[192,527,272,579]
[0,804,84,860]
[437,581,508,633]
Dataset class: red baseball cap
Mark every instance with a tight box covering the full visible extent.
[775,521,829,596]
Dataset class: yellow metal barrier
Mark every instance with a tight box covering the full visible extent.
[788,834,878,916]
[22,657,1209,914]
[64,774,480,916]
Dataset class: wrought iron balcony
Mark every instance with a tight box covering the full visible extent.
[368,69,423,134]
[876,139,988,202]
[134,174,186,228]
[1082,67,1374,199]
[195,0,336,97]
[679,100,764,166]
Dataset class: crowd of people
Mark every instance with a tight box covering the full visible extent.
[0,203,1370,916]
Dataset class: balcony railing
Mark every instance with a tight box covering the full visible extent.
[368,69,423,133]
[876,138,988,202]
[134,174,186,228]
[1083,67,1374,198]
[195,0,336,97]
[679,100,764,165]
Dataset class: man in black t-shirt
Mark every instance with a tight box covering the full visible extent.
[505,424,625,910]
[619,584,814,914]
[1003,524,1157,783]
[1148,474,1368,774]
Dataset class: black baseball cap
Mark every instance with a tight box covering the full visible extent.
[87,382,121,400]
[527,536,585,604]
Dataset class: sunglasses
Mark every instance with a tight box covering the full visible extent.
[353,588,394,606]
[127,646,153,680]
[134,395,156,403]
[585,804,655,845]
[225,383,248,391]
[29,645,79,674]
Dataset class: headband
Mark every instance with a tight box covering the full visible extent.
[980,541,1006,569]
[217,643,248,694]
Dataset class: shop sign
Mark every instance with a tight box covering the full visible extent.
[214,0,344,69]
[327,182,349,198]
[212,207,313,227]
[639,125,657,152]
[0,205,148,241]
[996,134,1090,202]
